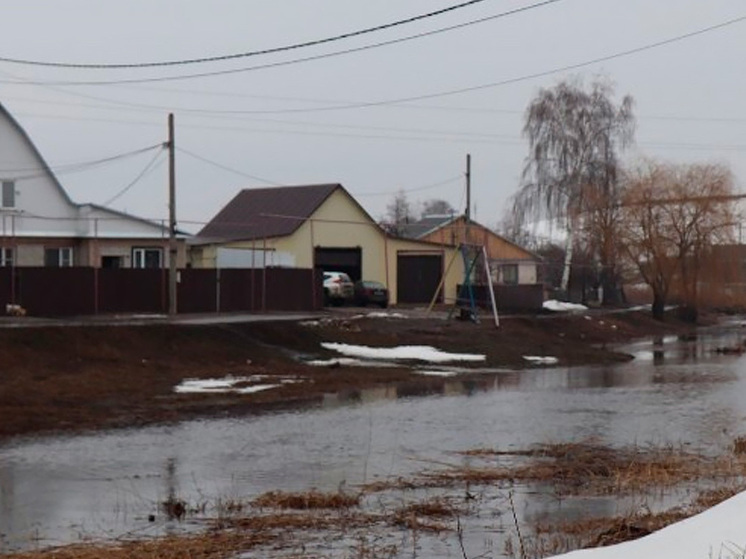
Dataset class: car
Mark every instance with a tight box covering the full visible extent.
[323,271,354,306]
[353,280,389,308]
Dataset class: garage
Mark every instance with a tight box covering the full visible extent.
[314,247,362,281]
[397,252,443,304]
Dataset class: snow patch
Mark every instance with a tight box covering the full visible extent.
[321,342,486,363]
[365,312,407,319]
[306,357,364,367]
[414,370,458,377]
[523,356,559,365]
[543,299,589,312]
[551,489,746,559]
[174,375,283,394]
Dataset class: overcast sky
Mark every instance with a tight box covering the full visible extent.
[0,0,744,234]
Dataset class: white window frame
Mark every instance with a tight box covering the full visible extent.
[132,247,163,269]
[45,247,73,267]
[0,247,13,267]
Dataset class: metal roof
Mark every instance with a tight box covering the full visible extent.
[197,183,341,241]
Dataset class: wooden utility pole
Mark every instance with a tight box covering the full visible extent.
[465,153,471,243]
[168,113,177,315]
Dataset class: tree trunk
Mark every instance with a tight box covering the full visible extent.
[651,291,666,321]
[560,226,575,296]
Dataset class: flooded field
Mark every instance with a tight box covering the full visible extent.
[3,324,746,557]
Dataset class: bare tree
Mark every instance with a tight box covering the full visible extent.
[512,77,635,297]
[421,198,456,218]
[619,160,737,320]
[382,189,415,236]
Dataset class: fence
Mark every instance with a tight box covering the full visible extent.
[455,283,545,313]
[0,267,323,317]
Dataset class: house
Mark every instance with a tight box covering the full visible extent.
[402,214,541,285]
[0,103,187,269]
[190,183,464,306]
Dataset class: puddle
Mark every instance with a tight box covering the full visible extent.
[3,328,746,554]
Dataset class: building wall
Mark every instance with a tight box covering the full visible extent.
[421,217,540,284]
[2,237,187,267]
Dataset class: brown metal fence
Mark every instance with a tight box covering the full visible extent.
[0,267,322,317]
[456,283,545,313]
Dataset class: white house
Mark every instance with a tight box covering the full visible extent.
[0,103,187,268]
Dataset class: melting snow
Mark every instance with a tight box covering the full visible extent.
[543,299,589,312]
[523,355,559,365]
[321,342,485,363]
[174,375,282,394]
[550,490,746,559]
[414,370,458,377]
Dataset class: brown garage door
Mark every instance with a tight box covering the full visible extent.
[397,253,443,304]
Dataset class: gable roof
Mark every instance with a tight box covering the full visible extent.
[198,183,347,241]
[0,102,175,238]
[407,214,542,261]
[0,102,75,206]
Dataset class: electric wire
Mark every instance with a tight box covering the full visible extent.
[0,0,496,69]
[101,147,167,206]
[0,142,164,178]
[176,146,284,186]
[0,0,562,87]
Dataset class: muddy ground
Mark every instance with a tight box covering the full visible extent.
[0,308,696,441]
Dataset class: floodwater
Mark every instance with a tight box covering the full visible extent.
[3,323,746,556]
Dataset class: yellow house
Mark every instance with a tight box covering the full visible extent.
[190,184,464,306]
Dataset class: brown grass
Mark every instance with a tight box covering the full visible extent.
[432,442,746,496]
[391,497,458,532]
[251,490,360,510]
[2,531,273,559]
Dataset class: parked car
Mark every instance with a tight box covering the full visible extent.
[323,271,354,306]
[353,280,389,308]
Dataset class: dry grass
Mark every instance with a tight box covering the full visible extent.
[435,442,746,496]
[3,531,273,559]
[251,490,360,510]
[391,497,458,532]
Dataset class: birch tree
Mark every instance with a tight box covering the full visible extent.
[513,78,635,297]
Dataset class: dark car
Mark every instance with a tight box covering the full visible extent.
[354,280,389,308]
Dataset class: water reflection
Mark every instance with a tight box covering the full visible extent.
[2,330,746,552]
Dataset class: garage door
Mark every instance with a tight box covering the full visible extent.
[397,253,443,304]
[314,247,362,281]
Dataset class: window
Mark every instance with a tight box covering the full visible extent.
[2,181,15,208]
[501,264,518,285]
[132,247,163,269]
[45,247,73,267]
[0,248,12,267]
[101,256,123,269]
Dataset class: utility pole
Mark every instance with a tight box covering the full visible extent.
[168,113,177,315]
[465,153,471,242]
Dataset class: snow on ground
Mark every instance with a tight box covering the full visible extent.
[523,355,559,365]
[364,312,407,319]
[543,299,589,312]
[174,375,286,394]
[305,357,364,367]
[320,342,486,363]
[413,370,459,377]
[551,490,746,559]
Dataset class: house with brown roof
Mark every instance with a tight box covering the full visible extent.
[402,214,542,286]
[190,184,465,306]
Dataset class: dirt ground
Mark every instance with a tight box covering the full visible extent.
[0,308,696,441]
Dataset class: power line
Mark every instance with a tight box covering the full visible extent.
[0,0,496,69]
[4,143,165,180]
[176,146,284,186]
[102,148,167,206]
[0,0,562,87]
